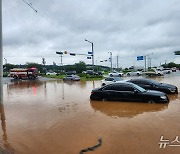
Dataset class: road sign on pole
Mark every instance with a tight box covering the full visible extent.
[137,56,144,61]
[174,51,180,55]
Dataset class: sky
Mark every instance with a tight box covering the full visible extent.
[2,0,180,68]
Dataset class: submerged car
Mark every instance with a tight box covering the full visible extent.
[90,82,169,103]
[101,77,124,86]
[128,78,178,94]
[63,75,80,81]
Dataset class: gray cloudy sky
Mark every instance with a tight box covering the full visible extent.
[2,0,180,68]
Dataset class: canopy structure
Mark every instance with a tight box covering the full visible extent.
[174,51,180,55]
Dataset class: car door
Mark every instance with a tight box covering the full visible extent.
[102,84,124,100]
[102,84,134,101]
[133,80,152,90]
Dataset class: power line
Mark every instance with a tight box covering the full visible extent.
[22,0,37,13]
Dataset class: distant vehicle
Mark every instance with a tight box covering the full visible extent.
[145,68,163,76]
[94,71,103,76]
[101,77,124,86]
[171,67,177,72]
[10,68,38,79]
[63,75,80,81]
[162,68,172,74]
[127,78,178,94]
[66,71,76,75]
[86,70,94,75]
[126,71,142,76]
[46,72,57,75]
[109,71,124,77]
[90,82,169,103]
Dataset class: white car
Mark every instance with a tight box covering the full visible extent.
[63,75,80,81]
[101,77,124,86]
[162,68,172,74]
[46,72,57,75]
[109,71,124,77]
[126,71,142,76]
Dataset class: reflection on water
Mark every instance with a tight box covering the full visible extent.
[90,100,169,118]
[0,73,180,154]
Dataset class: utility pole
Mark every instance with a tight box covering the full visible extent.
[85,39,94,70]
[117,54,119,69]
[0,0,3,101]
[144,53,153,71]
[108,52,112,72]
[56,51,63,72]
[144,56,146,71]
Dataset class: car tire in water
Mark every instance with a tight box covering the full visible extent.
[147,100,156,104]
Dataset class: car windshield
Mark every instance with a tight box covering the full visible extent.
[129,83,146,92]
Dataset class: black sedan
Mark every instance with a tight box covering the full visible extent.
[90,82,169,103]
[127,78,178,94]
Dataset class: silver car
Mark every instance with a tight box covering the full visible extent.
[101,77,124,86]
[63,75,80,81]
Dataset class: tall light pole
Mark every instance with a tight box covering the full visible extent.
[4,58,7,64]
[0,0,3,102]
[56,51,63,72]
[85,39,94,69]
[144,53,153,71]
[108,52,112,72]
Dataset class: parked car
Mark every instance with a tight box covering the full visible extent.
[101,77,124,86]
[86,70,94,75]
[126,71,142,76]
[66,71,76,75]
[127,78,178,94]
[90,82,169,103]
[162,68,172,74]
[94,71,103,76]
[171,67,177,72]
[109,71,124,77]
[46,72,58,75]
[63,75,80,81]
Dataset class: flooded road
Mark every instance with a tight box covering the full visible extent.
[0,72,180,154]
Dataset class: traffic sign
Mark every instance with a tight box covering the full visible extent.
[137,56,144,61]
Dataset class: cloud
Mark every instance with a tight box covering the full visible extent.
[2,0,180,67]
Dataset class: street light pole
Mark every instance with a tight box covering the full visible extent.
[108,52,112,72]
[0,0,3,101]
[85,39,94,69]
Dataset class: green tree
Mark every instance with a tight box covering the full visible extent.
[75,61,86,73]
[3,63,15,71]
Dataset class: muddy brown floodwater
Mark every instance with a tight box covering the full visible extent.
[0,72,180,154]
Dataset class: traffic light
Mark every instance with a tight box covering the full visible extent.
[70,53,76,56]
[56,51,63,55]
